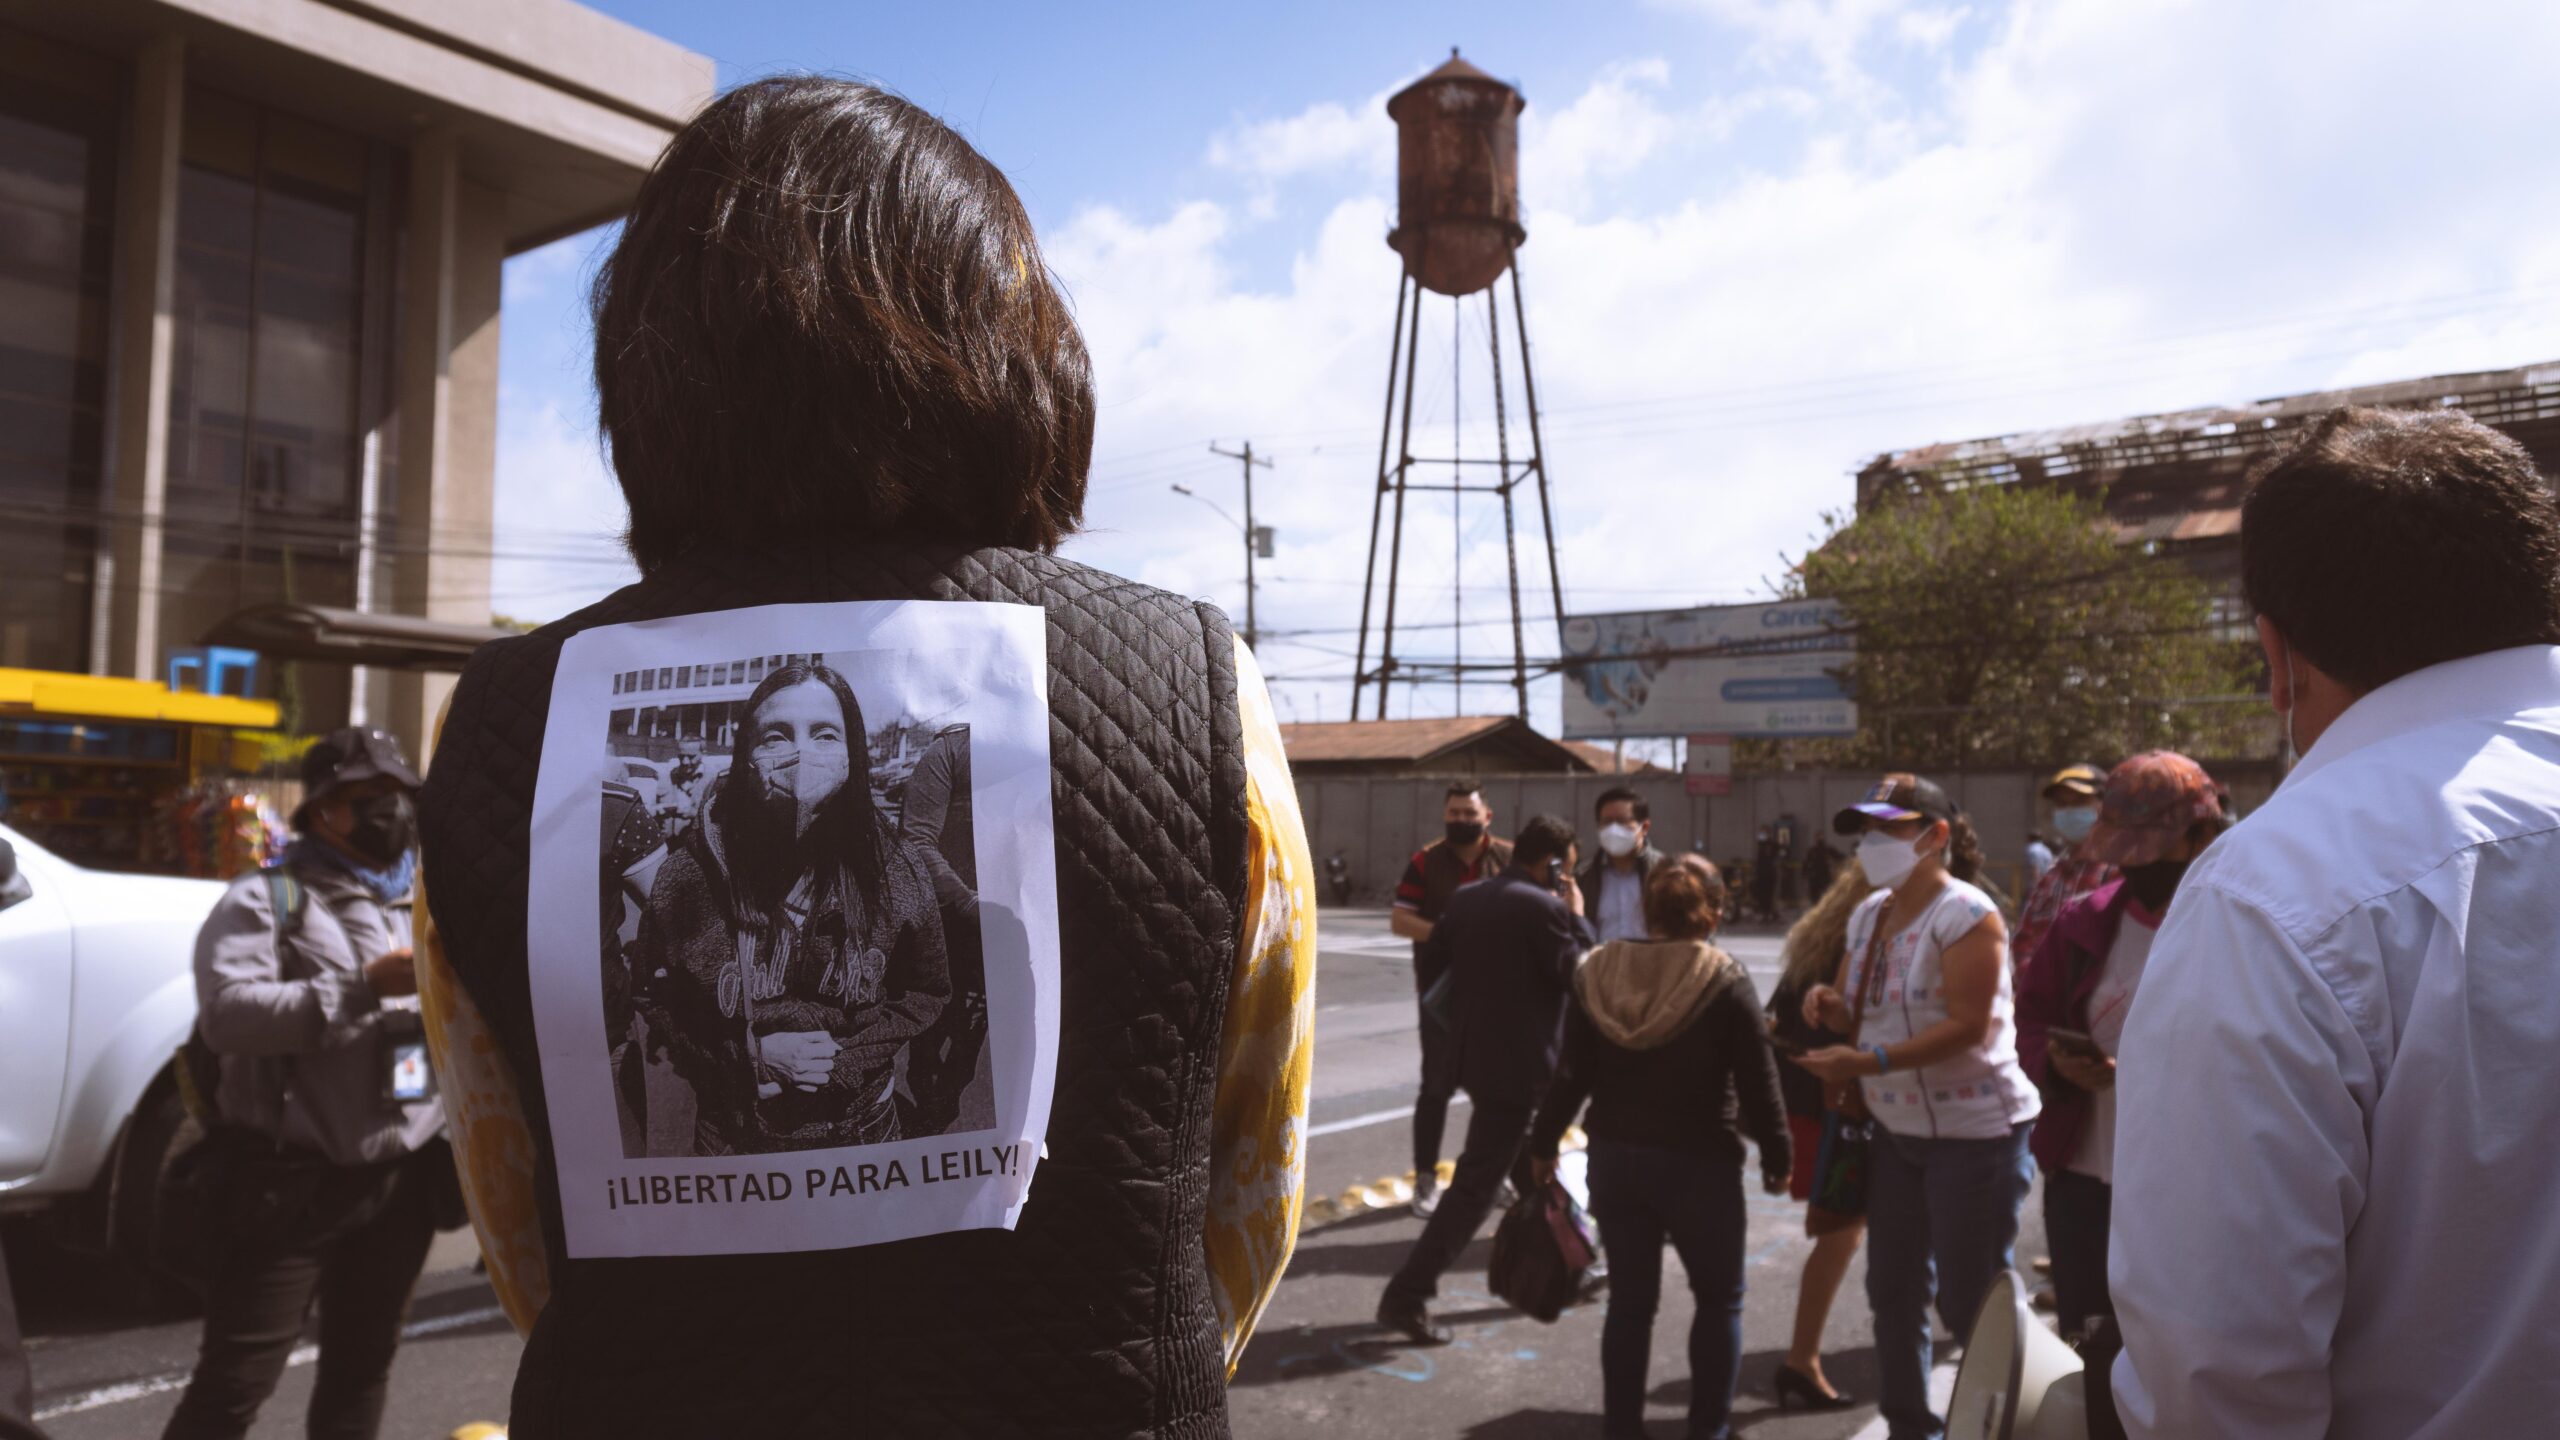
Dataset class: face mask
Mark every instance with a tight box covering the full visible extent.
[345,792,416,866]
[756,744,852,831]
[2123,857,2189,912]
[1857,831,1934,890]
[2052,805,2098,843]
[1445,820,1486,849]
[1598,822,1641,859]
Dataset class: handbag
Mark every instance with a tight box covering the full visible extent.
[1807,912,1895,1222]
[1488,1178,1600,1323]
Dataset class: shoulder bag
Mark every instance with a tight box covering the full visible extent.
[1807,906,1894,1223]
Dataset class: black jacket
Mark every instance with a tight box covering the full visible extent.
[1423,868,1597,1108]
[1533,943,1792,1179]
[421,541,1248,1440]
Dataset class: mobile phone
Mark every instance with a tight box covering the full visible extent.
[1544,856,1565,890]
[2047,1027,2105,1060]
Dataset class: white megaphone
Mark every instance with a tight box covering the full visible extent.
[1944,1269,2090,1440]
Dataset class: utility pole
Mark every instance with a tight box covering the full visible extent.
[1208,441,1274,648]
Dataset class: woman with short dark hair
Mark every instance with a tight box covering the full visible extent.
[1530,857,1791,1440]
[417,75,1316,1439]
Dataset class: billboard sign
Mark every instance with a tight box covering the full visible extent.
[1559,599,1855,739]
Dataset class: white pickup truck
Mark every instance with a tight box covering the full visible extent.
[0,822,224,1297]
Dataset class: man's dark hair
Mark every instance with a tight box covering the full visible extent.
[2242,406,2560,694]
[593,76,1094,574]
[1444,780,1483,802]
[1593,786,1648,823]
[1511,815,1578,871]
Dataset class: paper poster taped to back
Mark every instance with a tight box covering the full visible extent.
[526,600,1058,1257]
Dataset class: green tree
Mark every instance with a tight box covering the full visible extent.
[1780,483,2264,770]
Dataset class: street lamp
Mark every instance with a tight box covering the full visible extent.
[1172,454,1275,646]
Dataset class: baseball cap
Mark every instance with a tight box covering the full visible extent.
[2041,763,2107,804]
[1834,773,1958,835]
[2079,751,2220,868]
[299,727,422,807]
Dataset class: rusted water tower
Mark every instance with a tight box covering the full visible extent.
[1353,51,1565,721]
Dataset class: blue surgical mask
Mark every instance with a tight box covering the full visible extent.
[2052,805,2098,843]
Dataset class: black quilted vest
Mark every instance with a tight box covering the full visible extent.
[420,542,1248,1439]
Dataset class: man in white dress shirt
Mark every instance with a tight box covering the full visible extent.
[2110,406,2560,1438]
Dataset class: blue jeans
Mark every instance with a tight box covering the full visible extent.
[1586,1139,1746,1440]
[1866,1121,2036,1440]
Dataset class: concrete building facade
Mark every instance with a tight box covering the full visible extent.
[0,0,712,756]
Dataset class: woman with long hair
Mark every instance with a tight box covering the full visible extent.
[1763,865,1876,1410]
[1793,774,2040,1440]
[641,662,947,1153]
[1529,857,1789,1440]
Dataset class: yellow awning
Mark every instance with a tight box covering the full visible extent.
[0,668,282,729]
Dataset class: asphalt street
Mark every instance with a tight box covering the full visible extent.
[9,906,2041,1439]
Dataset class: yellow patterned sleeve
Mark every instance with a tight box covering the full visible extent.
[416,695,552,1335]
[1205,638,1318,1376]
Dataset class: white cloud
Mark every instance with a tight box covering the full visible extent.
[1207,95,1392,183]
[494,0,2560,732]
[1658,0,1916,91]
[1521,59,1679,219]
[1897,5,1969,48]
[489,389,636,622]
[1044,0,2560,727]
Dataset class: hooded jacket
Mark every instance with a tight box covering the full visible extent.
[1530,936,1791,1178]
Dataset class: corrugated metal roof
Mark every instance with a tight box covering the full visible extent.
[1857,359,2560,547]
[1278,716,1515,763]
[1866,359,2560,489]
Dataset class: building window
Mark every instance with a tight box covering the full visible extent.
[161,88,389,731]
[0,37,118,672]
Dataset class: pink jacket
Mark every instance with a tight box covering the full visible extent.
[2013,876,2134,1175]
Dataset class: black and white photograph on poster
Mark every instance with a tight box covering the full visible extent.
[530,600,1060,1258]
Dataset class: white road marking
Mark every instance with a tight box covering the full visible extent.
[1306,1096,1469,1139]
[34,1305,509,1421]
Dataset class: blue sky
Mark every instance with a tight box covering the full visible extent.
[495,0,2560,730]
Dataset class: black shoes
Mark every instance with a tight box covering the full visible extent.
[1773,1363,1855,1411]
[1374,1293,1453,1347]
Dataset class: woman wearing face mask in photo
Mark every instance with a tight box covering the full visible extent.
[1792,773,2041,1440]
[2012,763,2117,973]
[638,662,949,1154]
[2013,752,2225,1350]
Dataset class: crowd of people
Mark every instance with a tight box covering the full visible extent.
[1364,400,2560,1440]
[5,68,2560,1440]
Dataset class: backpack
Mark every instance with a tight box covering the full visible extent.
[173,868,309,1124]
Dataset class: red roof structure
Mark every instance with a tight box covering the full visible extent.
[1279,716,1594,776]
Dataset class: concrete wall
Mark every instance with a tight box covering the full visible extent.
[1301,763,2283,909]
